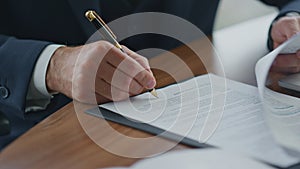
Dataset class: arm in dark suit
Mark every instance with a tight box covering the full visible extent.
[260,0,300,50]
[0,35,51,118]
[0,35,72,149]
[260,0,300,15]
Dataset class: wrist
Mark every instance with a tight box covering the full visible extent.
[46,46,63,93]
[46,46,74,97]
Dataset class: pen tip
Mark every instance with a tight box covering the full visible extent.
[150,88,159,98]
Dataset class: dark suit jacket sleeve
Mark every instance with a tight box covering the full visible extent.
[0,35,51,118]
[260,0,300,50]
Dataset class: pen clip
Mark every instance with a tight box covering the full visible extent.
[88,10,117,40]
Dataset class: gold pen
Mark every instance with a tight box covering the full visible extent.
[85,10,158,98]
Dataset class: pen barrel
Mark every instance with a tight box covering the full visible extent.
[85,10,121,48]
[90,20,116,42]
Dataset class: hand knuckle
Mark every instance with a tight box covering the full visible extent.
[124,65,136,76]
[94,41,113,53]
[141,57,148,64]
[140,72,148,83]
[80,60,92,70]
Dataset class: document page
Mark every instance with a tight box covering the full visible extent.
[100,74,299,167]
[255,33,300,154]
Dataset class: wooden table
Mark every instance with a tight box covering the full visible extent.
[0,38,216,169]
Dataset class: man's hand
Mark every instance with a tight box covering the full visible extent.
[270,15,300,73]
[46,41,156,104]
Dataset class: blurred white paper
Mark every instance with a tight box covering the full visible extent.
[255,33,300,154]
[103,149,275,169]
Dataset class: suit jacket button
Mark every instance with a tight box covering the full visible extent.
[0,87,9,99]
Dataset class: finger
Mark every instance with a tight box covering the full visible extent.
[117,58,156,89]
[270,65,300,73]
[105,45,151,73]
[121,46,156,86]
[104,47,127,67]
[121,46,152,72]
[272,54,300,67]
[104,46,149,70]
[104,49,156,89]
[94,78,130,101]
[98,61,144,95]
[95,93,110,104]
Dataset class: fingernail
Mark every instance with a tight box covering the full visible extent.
[148,69,154,76]
[147,80,156,89]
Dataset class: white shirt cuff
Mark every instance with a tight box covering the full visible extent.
[25,44,64,112]
[33,44,63,97]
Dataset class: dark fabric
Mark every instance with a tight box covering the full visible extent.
[0,94,70,149]
[0,0,97,150]
[0,0,299,150]
[260,0,296,9]
[99,0,220,51]
[0,38,50,117]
